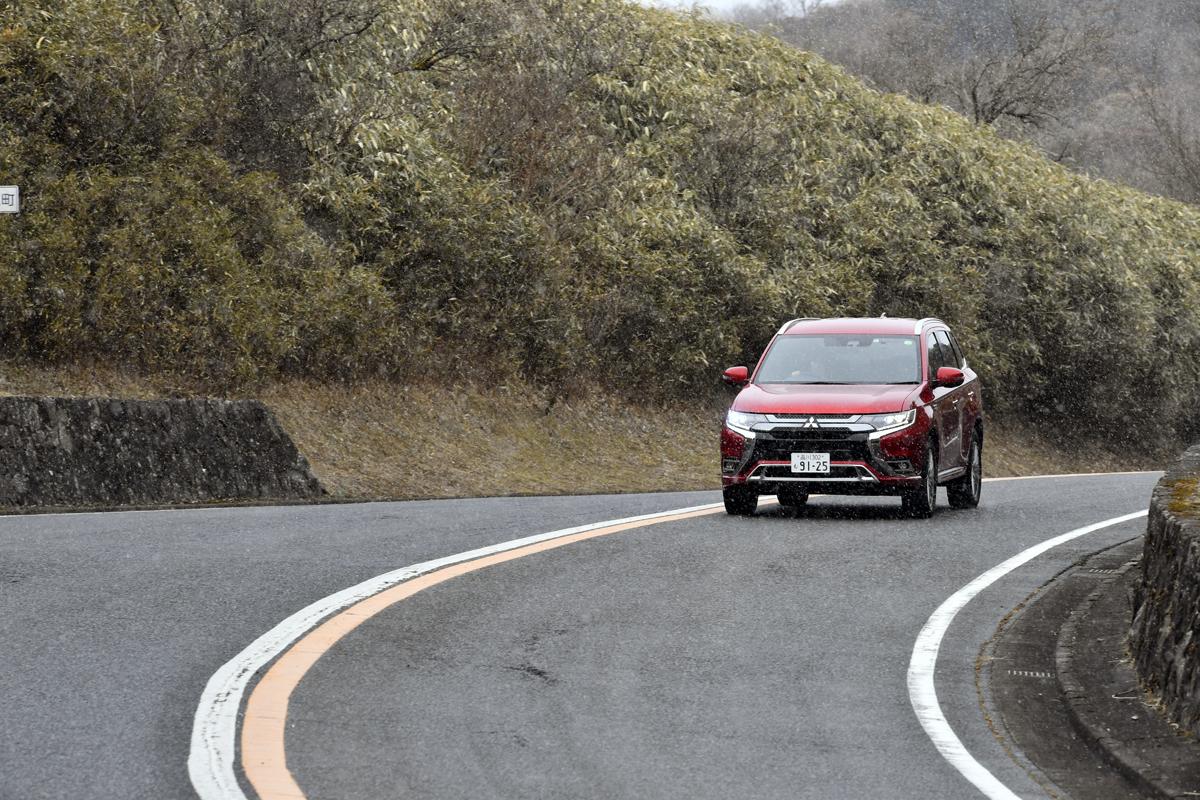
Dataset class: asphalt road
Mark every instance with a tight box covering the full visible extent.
[0,474,1160,800]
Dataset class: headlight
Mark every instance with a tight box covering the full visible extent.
[861,409,916,433]
[725,409,768,436]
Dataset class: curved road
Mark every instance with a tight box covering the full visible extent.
[0,474,1159,799]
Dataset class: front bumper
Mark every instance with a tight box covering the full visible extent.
[720,414,929,495]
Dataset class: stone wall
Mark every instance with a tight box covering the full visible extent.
[1130,443,1200,734]
[0,397,323,508]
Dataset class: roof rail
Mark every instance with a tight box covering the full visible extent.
[912,317,946,334]
[777,317,821,335]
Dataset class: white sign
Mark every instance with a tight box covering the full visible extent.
[0,186,18,214]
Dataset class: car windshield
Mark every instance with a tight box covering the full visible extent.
[755,334,921,384]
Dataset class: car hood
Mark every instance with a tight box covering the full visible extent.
[734,383,920,415]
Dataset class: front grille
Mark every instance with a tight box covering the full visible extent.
[751,430,871,463]
[769,428,853,439]
[771,413,856,420]
[758,464,866,480]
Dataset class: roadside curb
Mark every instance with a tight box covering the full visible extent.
[1055,544,1200,799]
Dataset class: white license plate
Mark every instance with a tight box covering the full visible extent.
[790,453,830,474]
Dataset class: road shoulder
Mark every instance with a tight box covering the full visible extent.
[985,538,1200,799]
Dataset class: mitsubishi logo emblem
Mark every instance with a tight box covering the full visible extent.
[803,416,819,429]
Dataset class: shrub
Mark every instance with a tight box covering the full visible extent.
[1,0,1199,449]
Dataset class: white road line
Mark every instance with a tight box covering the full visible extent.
[186,470,1158,800]
[187,502,723,800]
[0,470,1156,525]
[907,509,1149,800]
[982,470,1160,483]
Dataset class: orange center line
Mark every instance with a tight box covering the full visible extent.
[240,505,732,799]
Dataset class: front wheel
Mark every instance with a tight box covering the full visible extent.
[947,437,982,509]
[901,443,938,518]
[723,485,758,516]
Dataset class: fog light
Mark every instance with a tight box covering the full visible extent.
[722,458,740,475]
[888,460,914,474]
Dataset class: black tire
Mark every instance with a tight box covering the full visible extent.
[947,435,983,509]
[723,485,758,516]
[901,441,938,518]
[777,485,810,509]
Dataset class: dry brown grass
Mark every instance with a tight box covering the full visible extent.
[983,419,1168,479]
[260,380,720,499]
[0,361,1172,499]
[1167,477,1200,517]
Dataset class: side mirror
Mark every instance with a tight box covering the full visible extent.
[722,366,750,387]
[935,366,965,389]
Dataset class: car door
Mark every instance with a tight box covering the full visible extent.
[925,330,960,473]
[934,330,965,471]
[944,329,981,453]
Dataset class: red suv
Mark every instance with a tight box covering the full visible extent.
[720,317,983,517]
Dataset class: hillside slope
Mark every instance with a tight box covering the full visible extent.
[1,0,1198,453]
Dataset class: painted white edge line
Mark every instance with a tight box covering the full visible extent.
[983,470,1160,483]
[0,471,1162,523]
[907,509,1149,800]
[187,501,723,800]
[185,470,1160,799]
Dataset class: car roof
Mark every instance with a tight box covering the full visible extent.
[777,317,946,336]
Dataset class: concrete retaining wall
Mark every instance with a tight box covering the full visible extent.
[1130,443,1200,734]
[0,396,323,508]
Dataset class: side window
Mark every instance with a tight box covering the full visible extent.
[945,331,966,368]
[934,330,957,370]
[926,332,945,380]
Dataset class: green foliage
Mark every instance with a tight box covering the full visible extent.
[0,0,184,170]
[0,150,396,383]
[2,0,1200,447]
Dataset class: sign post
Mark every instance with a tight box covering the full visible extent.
[0,186,19,214]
